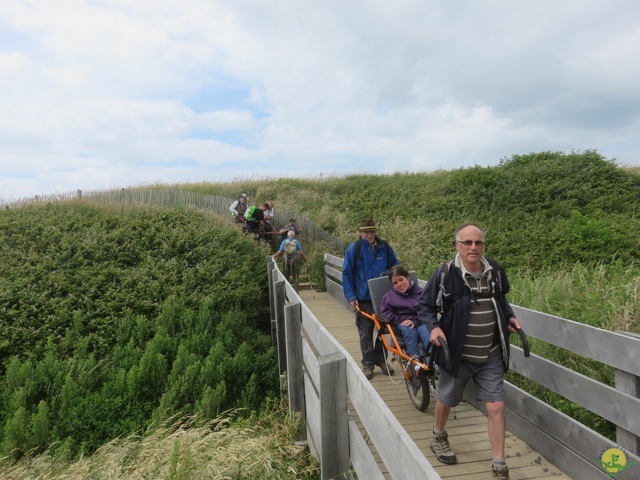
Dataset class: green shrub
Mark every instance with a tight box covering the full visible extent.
[0,203,278,459]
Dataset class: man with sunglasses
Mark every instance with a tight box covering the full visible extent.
[416,222,522,480]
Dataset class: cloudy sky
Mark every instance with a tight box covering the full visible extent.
[2,1,639,201]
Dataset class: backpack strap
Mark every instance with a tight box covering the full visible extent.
[353,237,393,269]
[436,257,505,311]
[435,260,453,312]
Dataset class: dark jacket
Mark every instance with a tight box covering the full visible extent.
[379,282,423,327]
[416,257,516,376]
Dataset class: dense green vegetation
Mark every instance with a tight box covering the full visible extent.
[0,203,280,461]
[1,150,638,474]
[190,150,640,276]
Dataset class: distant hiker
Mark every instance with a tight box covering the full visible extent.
[264,201,275,225]
[342,218,399,380]
[229,194,248,223]
[244,203,266,234]
[245,203,274,243]
[273,230,307,287]
[278,217,303,241]
[273,230,307,262]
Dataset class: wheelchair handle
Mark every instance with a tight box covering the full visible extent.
[515,327,530,358]
[437,336,453,370]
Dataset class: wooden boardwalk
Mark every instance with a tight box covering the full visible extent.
[299,288,572,480]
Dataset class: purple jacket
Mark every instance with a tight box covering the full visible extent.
[379,282,424,327]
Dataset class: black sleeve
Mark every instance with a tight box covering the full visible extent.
[416,267,442,332]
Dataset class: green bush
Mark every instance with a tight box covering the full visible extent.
[0,203,278,459]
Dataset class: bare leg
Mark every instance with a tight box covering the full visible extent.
[434,400,451,432]
[485,401,506,458]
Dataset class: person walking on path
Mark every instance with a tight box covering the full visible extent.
[342,218,399,380]
[278,217,302,240]
[229,193,248,223]
[272,230,308,262]
[416,222,522,480]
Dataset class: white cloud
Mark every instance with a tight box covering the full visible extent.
[1,0,640,202]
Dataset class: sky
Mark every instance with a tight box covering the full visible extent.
[2,1,640,202]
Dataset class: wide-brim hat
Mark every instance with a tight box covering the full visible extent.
[359,219,377,232]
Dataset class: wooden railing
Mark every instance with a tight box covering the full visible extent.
[329,253,640,478]
[267,256,440,480]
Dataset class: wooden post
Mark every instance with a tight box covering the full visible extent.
[266,257,277,346]
[616,331,640,455]
[273,280,287,379]
[319,352,349,480]
[284,302,305,429]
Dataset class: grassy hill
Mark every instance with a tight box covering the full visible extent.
[1,149,639,477]
[184,150,640,274]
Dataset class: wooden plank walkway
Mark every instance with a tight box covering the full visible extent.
[299,288,572,480]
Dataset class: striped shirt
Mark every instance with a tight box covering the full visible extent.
[460,266,500,363]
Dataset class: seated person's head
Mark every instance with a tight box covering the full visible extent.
[388,265,411,293]
[287,230,296,239]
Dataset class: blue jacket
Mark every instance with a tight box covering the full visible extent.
[342,238,399,303]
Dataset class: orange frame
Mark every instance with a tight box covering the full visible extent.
[355,305,433,382]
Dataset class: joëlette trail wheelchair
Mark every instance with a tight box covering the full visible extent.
[355,272,452,412]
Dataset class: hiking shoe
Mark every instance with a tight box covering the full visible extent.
[363,367,373,380]
[378,363,394,375]
[430,430,457,464]
[491,463,509,479]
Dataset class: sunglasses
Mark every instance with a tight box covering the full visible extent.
[456,240,486,247]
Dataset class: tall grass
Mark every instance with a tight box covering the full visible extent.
[510,260,640,333]
[0,402,319,480]
[504,261,640,439]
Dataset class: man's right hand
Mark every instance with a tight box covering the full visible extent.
[430,326,445,346]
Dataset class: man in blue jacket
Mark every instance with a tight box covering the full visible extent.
[342,218,399,379]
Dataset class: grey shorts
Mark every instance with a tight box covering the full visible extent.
[437,354,505,406]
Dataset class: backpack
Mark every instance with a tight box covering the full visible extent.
[353,237,394,270]
[245,205,256,221]
[284,239,298,257]
[435,258,504,312]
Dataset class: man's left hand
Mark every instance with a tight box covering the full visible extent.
[508,317,522,333]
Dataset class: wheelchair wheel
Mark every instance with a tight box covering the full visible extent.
[405,365,431,411]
